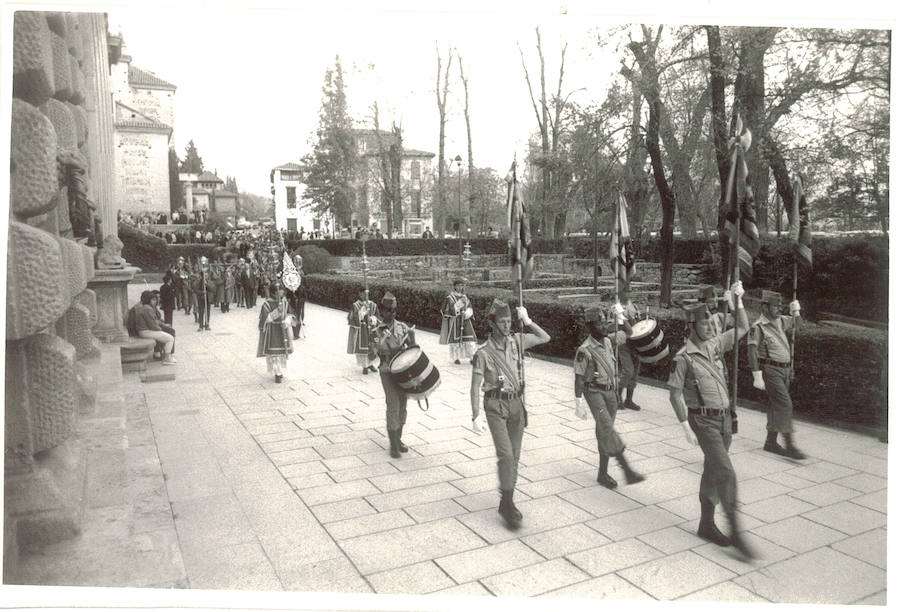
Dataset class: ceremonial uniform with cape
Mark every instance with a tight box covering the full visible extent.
[347,296,379,369]
[257,294,293,376]
[439,286,476,361]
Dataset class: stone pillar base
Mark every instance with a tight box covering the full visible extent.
[86,266,137,343]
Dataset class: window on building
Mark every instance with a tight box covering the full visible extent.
[412,191,422,217]
[313,218,321,230]
[286,186,296,208]
[410,161,420,182]
[287,218,297,232]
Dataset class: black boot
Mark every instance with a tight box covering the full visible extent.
[616,453,645,485]
[387,430,401,459]
[783,433,807,460]
[727,511,756,559]
[624,390,641,411]
[597,455,618,489]
[498,489,521,529]
[397,425,409,453]
[697,499,730,546]
[763,430,789,456]
[362,367,369,375]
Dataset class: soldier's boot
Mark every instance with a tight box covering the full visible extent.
[616,453,645,485]
[697,499,730,546]
[782,433,807,460]
[498,489,521,529]
[624,388,641,411]
[596,455,618,489]
[727,511,757,559]
[397,426,409,453]
[387,430,401,459]
[763,431,789,456]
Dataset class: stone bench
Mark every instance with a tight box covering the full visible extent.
[119,337,155,373]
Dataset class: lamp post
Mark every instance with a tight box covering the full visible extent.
[454,154,463,264]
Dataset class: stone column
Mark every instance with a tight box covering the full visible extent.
[82,13,115,236]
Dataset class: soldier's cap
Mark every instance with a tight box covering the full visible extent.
[177,256,185,262]
[199,256,209,265]
[699,285,716,302]
[487,299,511,319]
[452,277,465,286]
[584,306,607,323]
[682,301,711,322]
[756,289,783,305]
[381,292,398,308]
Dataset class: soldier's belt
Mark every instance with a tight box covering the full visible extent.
[484,389,523,401]
[759,358,791,368]
[689,407,727,417]
[586,382,616,392]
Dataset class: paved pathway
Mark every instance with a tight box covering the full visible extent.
[14,285,888,604]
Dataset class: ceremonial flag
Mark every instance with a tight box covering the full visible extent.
[281,251,301,291]
[609,193,634,287]
[506,162,533,281]
[789,175,813,271]
[723,122,760,280]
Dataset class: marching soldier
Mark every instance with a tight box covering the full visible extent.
[748,289,806,460]
[439,277,476,364]
[191,256,215,331]
[667,281,755,558]
[175,256,190,315]
[699,285,733,337]
[470,300,550,529]
[613,284,642,410]
[574,306,645,488]
[347,288,379,374]
[372,292,416,458]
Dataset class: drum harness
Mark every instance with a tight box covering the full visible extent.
[382,323,432,412]
[584,339,618,392]
[682,349,731,418]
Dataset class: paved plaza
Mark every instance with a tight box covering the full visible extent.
[12,283,888,605]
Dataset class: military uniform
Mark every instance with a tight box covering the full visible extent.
[373,292,415,457]
[191,261,215,331]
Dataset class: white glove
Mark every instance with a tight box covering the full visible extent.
[359,307,368,318]
[682,421,698,446]
[752,370,766,391]
[574,397,589,420]
[464,307,474,320]
[472,414,488,434]
[516,306,532,327]
[722,289,734,310]
[612,303,626,325]
[367,315,378,327]
[729,280,744,299]
[789,300,801,316]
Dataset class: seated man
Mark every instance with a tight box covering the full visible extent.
[131,290,176,365]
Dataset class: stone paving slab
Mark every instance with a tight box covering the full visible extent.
[13,292,887,606]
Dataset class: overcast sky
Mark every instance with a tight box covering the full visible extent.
[9,0,891,198]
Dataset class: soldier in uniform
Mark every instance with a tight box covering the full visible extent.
[667,280,755,558]
[439,277,476,364]
[347,289,379,374]
[748,289,805,460]
[372,292,416,458]
[174,256,190,315]
[191,256,215,331]
[613,284,642,410]
[470,300,550,529]
[699,285,733,337]
[574,306,645,488]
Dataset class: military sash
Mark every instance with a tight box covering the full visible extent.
[584,338,617,385]
[480,337,522,391]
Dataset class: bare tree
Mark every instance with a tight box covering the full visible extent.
[371,102,403,237]
[435,44,454,237]
[458,52,474,232]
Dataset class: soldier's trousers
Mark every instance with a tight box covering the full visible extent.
[619,346,641,393]
[584,389,625,456]
[762,364,794,433]
[485,396,525,490]
[379,372,408,431]
[689,412,736,514]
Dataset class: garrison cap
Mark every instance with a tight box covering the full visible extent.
[584,306,606,323]
[452,277,465,286]
[756,289,783,305]
[487,299,511,319]
[381,292,398,308]
[682,301,711,322]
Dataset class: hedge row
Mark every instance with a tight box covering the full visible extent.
[304,273,887,429]
[283,237,568,257]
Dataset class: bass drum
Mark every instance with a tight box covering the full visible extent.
[389,345,441,401]
[628,318,670,364]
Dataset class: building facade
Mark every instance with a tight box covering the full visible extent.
[111,43,175,216]
[271,162,327,234]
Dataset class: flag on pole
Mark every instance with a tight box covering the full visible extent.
[789,175,813,271]
[282,251,301,291]
[609,193,634,287]
[506,161,533,281]
[723,121,760,280]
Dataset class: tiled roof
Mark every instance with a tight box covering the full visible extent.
[274,162,303,171]
[197,171,223,183]
[129,65,176,90]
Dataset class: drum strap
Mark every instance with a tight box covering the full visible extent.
[585,340,617,384]
[683,353,729,408]
[482,340,521,392]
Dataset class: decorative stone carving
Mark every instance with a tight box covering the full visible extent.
[5,344,35,471]
[96,234,125,269]
[57,236,88,302]
[66,102,87,147]
[50,32,72,101]
[10,99,59,220]
[87,267,137,342]
[69,56,84,104]
[64,13,82,61]
[40,98,77,155]
[6,221,67,341]
[23,334,78,454]
[12,12,55,105]
[63,303,100,360]
[73,289,98,328]
[81,245,96,284]
[45,12,67,37]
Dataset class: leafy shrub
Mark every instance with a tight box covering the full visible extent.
[305,273,886,429]
[291,245,334,274]
[118,222,166,270]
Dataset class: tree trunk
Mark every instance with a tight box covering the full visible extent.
[459,55,475,235]
[706,25,733,286]
[436,45,453,238]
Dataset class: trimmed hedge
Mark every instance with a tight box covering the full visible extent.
[118,222,167,271]
[305,273,886,429]
[283,237,569,257]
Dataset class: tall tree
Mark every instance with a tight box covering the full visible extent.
[168,148,184,212]
[371,102,404,237]
[458,52,474,233]
[179,139,204,174]
[435,44,454,237]
[301,55,357,228]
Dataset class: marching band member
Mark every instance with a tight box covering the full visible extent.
[748,289,806,460]
[667,281,755,558]
[574,306,645,488]
[373,292,416,458]
[191,256,215,331]
[470,300,550,529]
[348,288,379,375]
[612,284,642,411]
[257,282,293,383]
[439,277,476,364]
[286,254,307,340]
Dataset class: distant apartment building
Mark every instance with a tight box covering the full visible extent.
[271,162,327,234]
[179,171,239,225]
[111,40,175,216]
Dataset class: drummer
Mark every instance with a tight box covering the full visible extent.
[373,292,416,459]
[612,283,642,411]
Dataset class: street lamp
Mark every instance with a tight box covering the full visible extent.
[454,154,463,264]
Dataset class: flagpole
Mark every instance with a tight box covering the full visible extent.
[614,193,620,404]
[728,141,741,417]
[513,162,526,405]
[790,176,800,376]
